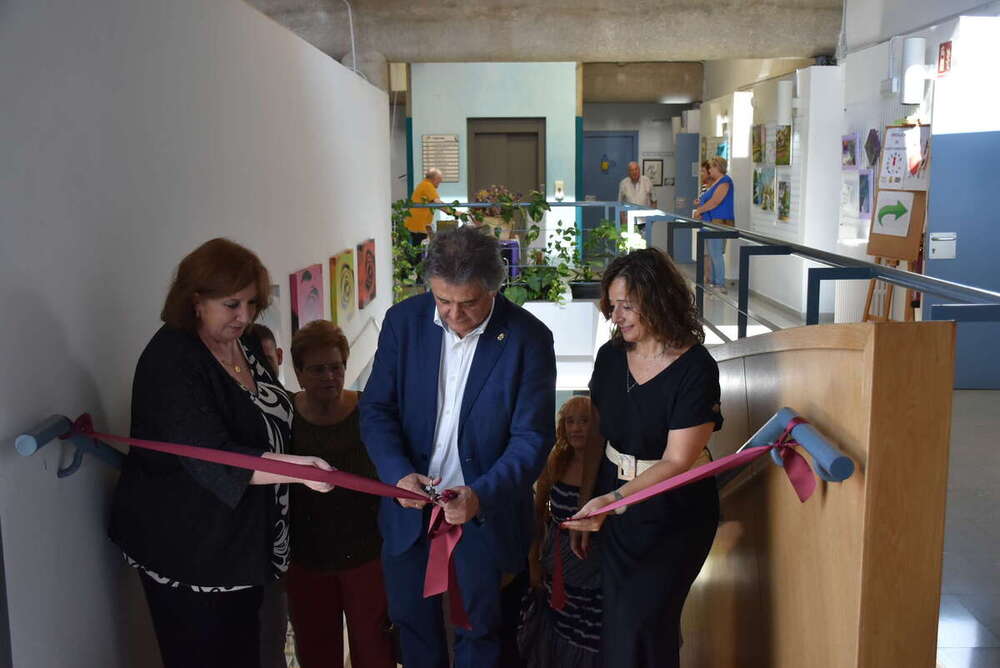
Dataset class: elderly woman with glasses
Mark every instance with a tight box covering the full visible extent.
[285,320,394,668]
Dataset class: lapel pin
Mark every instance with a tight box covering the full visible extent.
[497,332,506,342]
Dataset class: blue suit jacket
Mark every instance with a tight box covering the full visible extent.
[360,292,556,573]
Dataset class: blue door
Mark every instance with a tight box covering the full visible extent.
[582,131,637,234]
[670,132,700,263]
[924,130,1000,388]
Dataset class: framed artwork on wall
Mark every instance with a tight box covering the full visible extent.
[751,124,764,163]
[759,167,775,211]
[775,125,791,165]
[329,249,357,326]
[842,132,860,168]
[777,180,791,221]
[642,159,663,186]
[289,264,324,334]
[859,170,873,217]
[864,129,882,168]
[357,238,377,309]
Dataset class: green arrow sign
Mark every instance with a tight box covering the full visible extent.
[877,200,908,226]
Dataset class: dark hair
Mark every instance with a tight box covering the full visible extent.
[599,248,704,349]
[423,226,505,290]
[161,238,271,332]
[247,323,276,346]
[290,320,349,370]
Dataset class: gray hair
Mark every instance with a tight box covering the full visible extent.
[423,226,506,291]
[425,167,442,179]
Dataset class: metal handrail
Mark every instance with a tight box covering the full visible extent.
[671,214,1000,306]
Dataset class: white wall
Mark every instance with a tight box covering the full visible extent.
[702,58,815,101]
[845,0,999,50]
[0,0,392,665]
[583,103,689,211]
[703,67,842,316]
[410,62,577,203]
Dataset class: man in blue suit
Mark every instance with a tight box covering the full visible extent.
[360,226,556,668]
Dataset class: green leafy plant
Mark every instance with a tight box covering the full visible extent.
[391,199,425,303]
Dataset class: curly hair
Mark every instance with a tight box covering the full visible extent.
[599,248,704,349]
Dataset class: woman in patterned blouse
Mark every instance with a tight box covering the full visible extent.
[109,238,334,668]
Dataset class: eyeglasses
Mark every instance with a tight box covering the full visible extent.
[303,363,345,377]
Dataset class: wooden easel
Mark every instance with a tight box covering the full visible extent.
[863,124,929,323]
[862,254,921,322]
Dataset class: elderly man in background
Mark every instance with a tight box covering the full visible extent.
[618,161,656,209]
[405,167,445,245]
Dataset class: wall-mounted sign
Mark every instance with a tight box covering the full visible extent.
[421,134,460,182]
[937,41,953,76]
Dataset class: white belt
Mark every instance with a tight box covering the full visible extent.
[605,444,712,481]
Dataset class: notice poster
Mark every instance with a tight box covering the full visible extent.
[873,190,915,238]
[878,126,930,191]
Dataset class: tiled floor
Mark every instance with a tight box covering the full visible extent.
[938,390,1000,668]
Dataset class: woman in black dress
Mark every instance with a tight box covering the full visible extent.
[563,248,722,668]
[109,238,334,668]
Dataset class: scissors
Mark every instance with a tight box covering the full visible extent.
[422,484,457,505]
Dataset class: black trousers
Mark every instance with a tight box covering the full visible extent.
[600,517,718,668]
[140,572,264,668]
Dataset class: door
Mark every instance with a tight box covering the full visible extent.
[582,131,637,235]
[670,132,700,263]
[468,118,546,199]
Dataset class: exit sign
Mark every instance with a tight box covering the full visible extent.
[937,41,952,75]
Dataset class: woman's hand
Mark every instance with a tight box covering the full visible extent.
[569,530,591,560]
[251,452,336,492]
[562,494,614,533]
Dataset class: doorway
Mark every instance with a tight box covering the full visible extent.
[467,118,546,199]
[582,130,638,245]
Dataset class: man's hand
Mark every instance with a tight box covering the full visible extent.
[442,486,480,525]
[396,473,439,509]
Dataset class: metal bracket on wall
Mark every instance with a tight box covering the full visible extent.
[664,219,703,259]
[928,303,1000,322]
[738,245,793,339]
[14,415,123,478]
[805,267,877,326]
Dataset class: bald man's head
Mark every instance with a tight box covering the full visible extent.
[628,161,640,182]
[426,168,443,186]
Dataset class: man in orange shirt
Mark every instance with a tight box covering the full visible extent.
[405,168,444,245]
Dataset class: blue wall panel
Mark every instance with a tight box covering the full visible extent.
[924,130,1000,388]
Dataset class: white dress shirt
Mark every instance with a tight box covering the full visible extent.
[427,299,495,491]
[618,175,654,207]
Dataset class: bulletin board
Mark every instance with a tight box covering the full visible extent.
[866,124,930,261]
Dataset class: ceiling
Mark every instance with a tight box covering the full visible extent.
[245,0,842,64]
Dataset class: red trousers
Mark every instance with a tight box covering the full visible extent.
[286,559,395,668]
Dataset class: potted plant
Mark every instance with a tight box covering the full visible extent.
[391,199,426,303]
[470,185,526,240]
[568,219,647,300]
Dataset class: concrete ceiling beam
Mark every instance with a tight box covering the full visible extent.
[246,0,841,63]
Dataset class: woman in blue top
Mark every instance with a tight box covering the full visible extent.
[693,157,735,292]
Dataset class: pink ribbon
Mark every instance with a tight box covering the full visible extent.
[423,492,472,630]
[67,413,472,627]
[550,418,816,609]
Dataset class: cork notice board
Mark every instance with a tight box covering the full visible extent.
[866,188,926,261]
[865,124,929,262]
